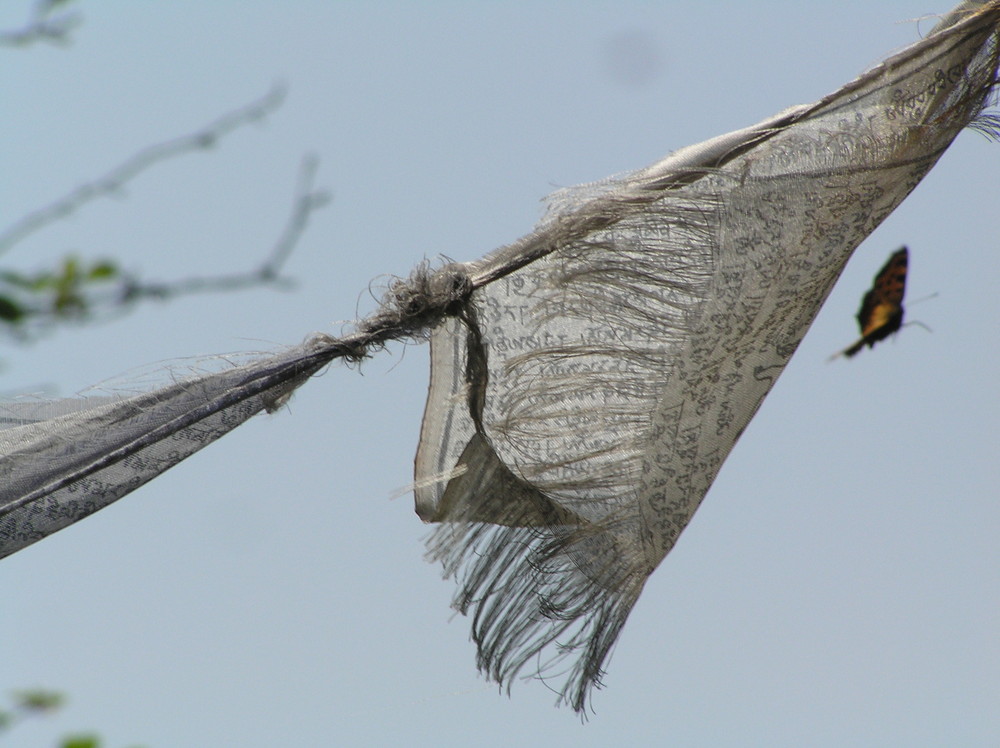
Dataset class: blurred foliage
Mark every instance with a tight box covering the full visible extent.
[11,687,66,711]
[61,735,101,748]
[0,256,122,331]
[0,689,145,747]
[1,0,320,348]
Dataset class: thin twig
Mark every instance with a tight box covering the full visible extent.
[0,155,329,339]
[0,0,81,48]
[119,155,331,302]
[259,154,330,280]
[0,84,287,255]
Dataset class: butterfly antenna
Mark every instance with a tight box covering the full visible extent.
[903,292,935,334]
[907,291,939,306]
[902,320,933,333]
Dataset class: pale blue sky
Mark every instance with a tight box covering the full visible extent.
[1,3,997,746]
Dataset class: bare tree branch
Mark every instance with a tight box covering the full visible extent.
[0,0,81,48]
[0,155,330,337]
[259,154,329,280]
[0,84,287,256]
[118,154,331,303]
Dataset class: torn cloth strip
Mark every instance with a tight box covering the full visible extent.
[0,336,343,559]
[415,3,1000,711]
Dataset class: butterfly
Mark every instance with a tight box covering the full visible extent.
[832,246,909,359]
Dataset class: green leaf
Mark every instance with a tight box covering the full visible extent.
[0,295,25,323]
[87,261,119,281]
[59,256,80,283]
[60,735,100,748]
[27,272,57,291]
[13,689,64,711]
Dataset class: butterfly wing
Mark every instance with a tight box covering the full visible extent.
[834,246,908,358]
[856,246,908,342]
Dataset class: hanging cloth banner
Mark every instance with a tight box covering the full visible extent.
[414,2,1000,711]
[2,0,999,714]
[0,339,342,556]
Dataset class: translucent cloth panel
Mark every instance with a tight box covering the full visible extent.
[0,338,339,558]
[415,2,1000,711]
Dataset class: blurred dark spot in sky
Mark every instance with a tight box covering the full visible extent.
[602,29,664,87]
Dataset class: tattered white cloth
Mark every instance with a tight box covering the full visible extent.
[3,0,999,713]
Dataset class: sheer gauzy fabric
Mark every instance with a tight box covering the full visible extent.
[1,1,998,715]
[414,3,1000,711]
[0,339,340,558]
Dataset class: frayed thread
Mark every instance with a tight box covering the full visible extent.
[358,261,473,343]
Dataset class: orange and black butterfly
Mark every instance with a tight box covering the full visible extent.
[832,246,908,359]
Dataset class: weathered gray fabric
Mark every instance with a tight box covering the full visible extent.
[415,3,1000,711]
[0,339,338,558]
